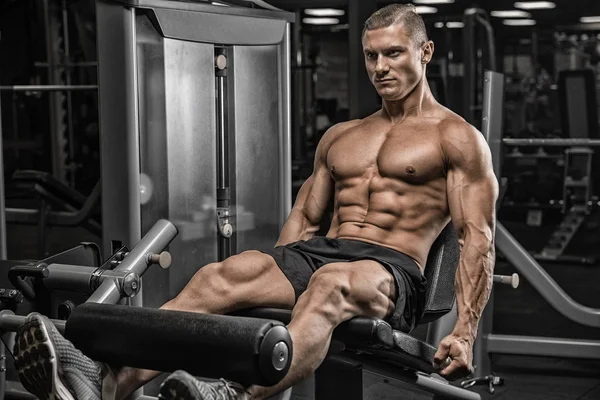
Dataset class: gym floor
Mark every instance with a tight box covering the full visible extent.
[4,221,600,400]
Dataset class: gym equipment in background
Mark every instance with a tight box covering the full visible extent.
[474,71,600,392]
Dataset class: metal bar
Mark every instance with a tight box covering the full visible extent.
[11,92,20,161]
[62,0,75,188]
[475,15,496,72]
[0,86,7,259]
[347,354,481,400]
[503,138,600,146]
[216,61,231,262]
[348,0,378,119]
[487,334,600,359]
[413,372,481,400]
[0,332,7,400]
[44,264,97,293]
[217,76,226,188]
[86,219,178,304]
[5,208,101,230]
[96,1,142,303]
[0,311,65,335]
[0,85,98,92]
[280,23,292,230]
[481,71,504,179]
[462,11,475,124]
[496,222,600,327]
[43,0,66,182]
[475,70,503,379]
[34,61,98,68]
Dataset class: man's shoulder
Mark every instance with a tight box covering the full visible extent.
[327,119,364,134]
[320,119,364,144]
[435,110,492,166]
[433,107,469,130]
[435,110,481,143]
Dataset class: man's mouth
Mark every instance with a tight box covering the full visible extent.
[375,78,394,83]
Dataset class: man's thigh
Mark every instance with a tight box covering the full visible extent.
[306,260,398,321]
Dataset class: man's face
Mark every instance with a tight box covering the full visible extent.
[362,24,431,101]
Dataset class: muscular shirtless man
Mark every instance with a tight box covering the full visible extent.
[14,3,498,400]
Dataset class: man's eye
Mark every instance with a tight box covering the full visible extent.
[388,50,400,57]
[366,53,377,60]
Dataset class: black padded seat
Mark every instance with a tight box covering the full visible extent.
[238,223,460,374]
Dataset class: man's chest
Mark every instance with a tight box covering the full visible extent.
[326,127,447,185]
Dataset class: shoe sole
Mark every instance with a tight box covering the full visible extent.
[158,371,202,400]
[14,314,75,400]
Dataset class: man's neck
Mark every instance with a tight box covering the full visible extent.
[381,76,436,123]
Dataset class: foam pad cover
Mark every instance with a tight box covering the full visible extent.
[65,303,292,386]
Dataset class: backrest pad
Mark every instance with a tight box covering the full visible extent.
[420,222,460,324]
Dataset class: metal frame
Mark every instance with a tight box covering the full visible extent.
[0,90,6,260]
[0,219,177,399]
[462,9,497,126]
[315,354,481,400]
[476,71,600,379]
[279,23,292,230]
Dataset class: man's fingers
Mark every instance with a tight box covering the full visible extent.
[433,341,449,366]
[439,359,473,381]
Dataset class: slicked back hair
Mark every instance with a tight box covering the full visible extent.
[362,3,429,48]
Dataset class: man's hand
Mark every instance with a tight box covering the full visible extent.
[432,334,475,381]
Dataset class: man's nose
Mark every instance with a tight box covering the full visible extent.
[374,56,389,74]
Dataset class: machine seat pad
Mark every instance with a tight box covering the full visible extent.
[235,308,396,349]
[65,303,292,386]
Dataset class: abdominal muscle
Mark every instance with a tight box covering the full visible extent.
[325,183,449,271]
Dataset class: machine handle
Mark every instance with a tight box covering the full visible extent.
[7,263,49,301]
[493,273,519,289]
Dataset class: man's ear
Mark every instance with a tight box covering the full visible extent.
[421,40,434,64]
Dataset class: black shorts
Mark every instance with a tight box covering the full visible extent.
[260,237,427,332]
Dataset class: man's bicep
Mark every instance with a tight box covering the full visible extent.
[444,127,498,238]
[293,163,334,224]
[447,170,497,240]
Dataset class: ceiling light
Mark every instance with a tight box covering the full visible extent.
[413,0,454,3]
[580,16,600,23]
[446,21,464,28]
[491,10,532,18]
[503,18,537,26]
[304,8,345,17]
[302,17,340,25]
[211,1,229,5]
[514,1,556,9]
[434,22,445,28]
[415,6,438,14]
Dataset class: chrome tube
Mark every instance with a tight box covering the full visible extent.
[86,219,178,304]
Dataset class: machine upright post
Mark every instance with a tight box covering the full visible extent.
[482,71,505,180]
[473,70,505,380]
[0,87,6,260]
[215,48,232,261]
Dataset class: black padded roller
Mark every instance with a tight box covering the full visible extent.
[65,303,292,386]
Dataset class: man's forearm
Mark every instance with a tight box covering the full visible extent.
[452,235,495,342]
[275,208,320,247]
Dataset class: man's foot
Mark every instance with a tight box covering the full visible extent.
[14,312,102,400]
[159,370,247,400]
